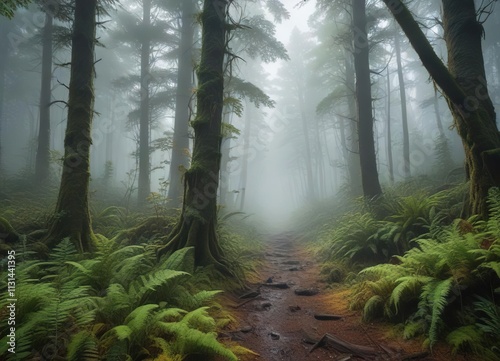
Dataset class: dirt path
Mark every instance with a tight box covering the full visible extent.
[225,234,472,361]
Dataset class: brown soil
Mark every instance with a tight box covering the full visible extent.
[222,234,476,361]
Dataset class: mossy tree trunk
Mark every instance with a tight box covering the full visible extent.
[159,0,230,272]
[44,0,97,252]
[35,12,53,184]
[137,0,152,206]
[168,0,195,207]
[352,0,382,199]
[383,0,500,218]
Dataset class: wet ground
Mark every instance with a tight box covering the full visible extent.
[222,234,476,361]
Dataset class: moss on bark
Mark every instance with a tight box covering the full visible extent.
[44,0,97,252]
[159,0,232,274]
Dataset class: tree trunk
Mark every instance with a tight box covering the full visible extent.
[219,110,231,206]
[352,0,382,199]
[433,87,445,138]
[0,19,11,173]
[383,0,500,217]
[239,104,252,211]
[168,0,195,207]
[394,33,410,178]
[45,0,97,252]
[297,84,316,202]
[345,52,362,196]
[386,67,394,183]
[137,0,152,206]
[35,13,53,184]
[158,0,230,272]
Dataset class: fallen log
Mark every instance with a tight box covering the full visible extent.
[261,282,289,289]
[314,314,343,320]
[309,333,377,357]
[234,295,263,309]
[295,288,319,296]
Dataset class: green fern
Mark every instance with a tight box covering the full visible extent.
[67,330,99,361]
[446,325,483,354]
[160,307,237,361]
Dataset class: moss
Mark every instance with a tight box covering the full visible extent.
[0,216,20,243]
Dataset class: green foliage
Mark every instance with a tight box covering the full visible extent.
[0,0,31,19]
[349,188,500,356]
[0,237,239,360]
[314,184,465,265]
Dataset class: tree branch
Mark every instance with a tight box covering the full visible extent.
[381,0,466,107]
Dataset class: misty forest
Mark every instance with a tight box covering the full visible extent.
[1,0,500,360]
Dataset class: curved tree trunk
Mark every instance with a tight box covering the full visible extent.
[352,0,382,199]
[383,0,500,218]
[45,0,97,252]
[159,0,230,272]
[35,12,53,184]
[168,0,195,207]
[137,0,152,206]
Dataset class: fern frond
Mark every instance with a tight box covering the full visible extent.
[424,278,453,346]
[446,325,483,354]
[67,330,99,361]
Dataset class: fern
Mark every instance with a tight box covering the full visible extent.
[67,330,99,361]
[160,247,195,274]
[423,278,453,346]
[446,325,483,354]
[160,307,237,361]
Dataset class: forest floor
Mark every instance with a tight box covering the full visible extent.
[221,233,475,361]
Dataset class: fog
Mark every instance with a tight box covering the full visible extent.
[1,0,499,232]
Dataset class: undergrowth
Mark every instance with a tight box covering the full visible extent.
[0,182,262,360]
[348,188,500,358]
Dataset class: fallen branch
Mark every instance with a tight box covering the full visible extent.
[309,333,377,357]
[233,295,263,309]
[314,314,343,320]
[261,282,289,289]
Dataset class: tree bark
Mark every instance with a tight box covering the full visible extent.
[239,103,252,211]
[35,12,53,184]
[386,67,394,183]
[382,0,500,217]
[345,52,362,196]
[0,19,11,173]
[297,81,316,202]
[45,0,97,252]
[433,87,445,138]
[158,0,231,272]
[352,0,382,199]
[168,0,195,207]
[394,33,410,178]
[137,0,152,206]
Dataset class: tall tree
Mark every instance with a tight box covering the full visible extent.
[352,0,382,199]
[394,32,410,178]
[0,19,11,172]
[383,0,500,217]
[167,0,195,207]
[137,0,152,206]
[45,0,97,251]
[34,10,53,183]
[386,67,394,183]
[158,0,229,271]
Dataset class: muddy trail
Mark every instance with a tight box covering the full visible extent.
[224,234,472,361]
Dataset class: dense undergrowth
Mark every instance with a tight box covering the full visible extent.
[297,181,500,360]
[0,178,263,360]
